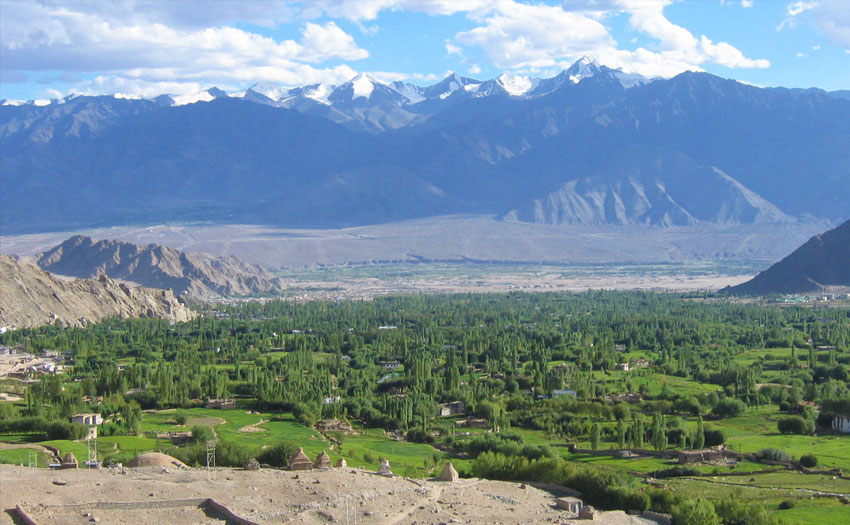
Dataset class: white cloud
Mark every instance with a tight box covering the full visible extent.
[448,0,768,77]
[0,1,371,97]
[742,0,753,8]
[455,1,614,69]
[469,64,482,75]
[813,44,821,50]
[445,42,462,55]
[778,1,850,48]
[699,36,770,68]
[299,21,369,61]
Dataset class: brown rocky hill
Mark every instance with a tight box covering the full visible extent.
[0,254,194,329]
[37,235,283,299]
[727,219,850,295]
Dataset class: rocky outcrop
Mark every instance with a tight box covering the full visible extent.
[0,254,195,329]
[37,235,282,300]
[727,219,850,295]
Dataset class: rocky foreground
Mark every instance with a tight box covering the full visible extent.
[0,464,660,525]
[0,254,194,329]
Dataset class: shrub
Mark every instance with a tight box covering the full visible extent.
[405,428,435,444]
[712,398,745,418]
[703,428,726,447]
[777,416,813,435]
[190,425,214,443]
[799,454,818,468]
[648,466,700,478]
[672,498,720,525]
[256,441,297,467]
[174,411,188,425]
[756,448,791,464]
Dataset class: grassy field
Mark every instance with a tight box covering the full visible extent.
[0,448,51,467]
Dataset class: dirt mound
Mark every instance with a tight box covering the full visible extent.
[126,452,187,468]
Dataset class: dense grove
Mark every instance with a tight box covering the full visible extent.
[2,291,850,523]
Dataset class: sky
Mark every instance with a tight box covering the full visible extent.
[1,0,848,101]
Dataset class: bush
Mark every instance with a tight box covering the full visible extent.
[703,428,726,447]
[190,425,214,443]
[712,398,745,418]
[174,411,188,426]
[777,416,813,435]
[648,466,700,478]
[256,441,297,467]
[799,454,818,468]
[405,428,435,444]
[778,500,795,510]
[756,448,791,464]
[672,498,720,525]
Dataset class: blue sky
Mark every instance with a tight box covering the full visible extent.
[1,0,848,101]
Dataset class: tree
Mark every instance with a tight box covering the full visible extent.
[616,419,626,449]
[673,498,720,525]
[651,413,667,452]
[777,416,813,435]
[694,417,705,449]
[590,423,601,451]
[712,398,745,418]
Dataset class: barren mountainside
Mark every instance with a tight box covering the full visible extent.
[727,219,850,295]
[37,235,283,299]
[0,254,195,328]
[2,64,848,234]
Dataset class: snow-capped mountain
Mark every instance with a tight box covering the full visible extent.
[2,58,650,132]
[3,60,849,235]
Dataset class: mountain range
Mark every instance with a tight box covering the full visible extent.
[37,235,283,299]
[1,58,848,235]
[727,219,850,295]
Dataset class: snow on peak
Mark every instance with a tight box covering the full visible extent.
[391,81,425,104]
[495,73,539,96]
[350,74,377,99]
[304,83,333,105]
[248,82,290,101]
[113,93,141,100]
[566,56,601,84]
[2,99,26,106]
[171,89,217,106]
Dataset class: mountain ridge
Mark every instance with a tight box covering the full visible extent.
[726,220,850,295]
[2,59,848,236]
[36,235,283,299]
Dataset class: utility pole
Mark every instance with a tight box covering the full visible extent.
[206,440,216,480]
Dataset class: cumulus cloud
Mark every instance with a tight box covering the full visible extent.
[0,0,373,97]
[455,2,614,69]
[448,0,768,77]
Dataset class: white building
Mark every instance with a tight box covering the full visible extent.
[70,413,103,426]
[833,414,850,433]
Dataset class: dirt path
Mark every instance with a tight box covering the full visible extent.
[237,419,268,433]
[382,482,445,525]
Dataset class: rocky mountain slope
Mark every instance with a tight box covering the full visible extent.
[0,254,194,329]
[727,219,850,295]
[1,59,848,234]
[37,236,282,299]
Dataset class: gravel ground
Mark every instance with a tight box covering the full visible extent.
[0,464,659,524]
